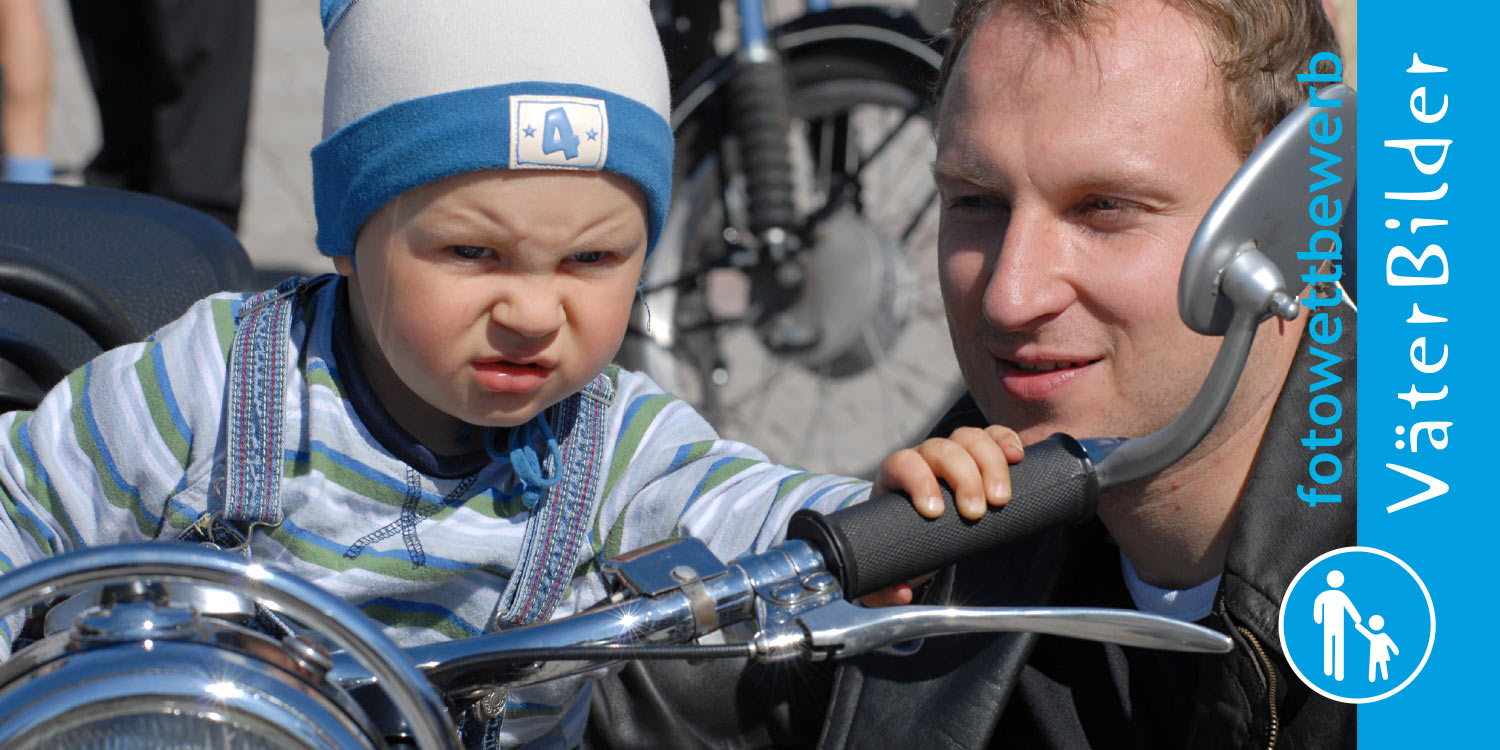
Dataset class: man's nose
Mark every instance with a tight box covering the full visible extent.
[490,284,565,339]
[981,207,1076,331]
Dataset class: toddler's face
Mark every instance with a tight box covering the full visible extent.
[335,170,647,453]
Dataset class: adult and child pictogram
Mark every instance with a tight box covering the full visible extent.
[1282,547,1434,703]
[1312,569,1400,683]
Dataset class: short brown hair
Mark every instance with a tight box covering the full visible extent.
[936,0,1342,157]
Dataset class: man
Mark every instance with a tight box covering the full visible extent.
[586,0,1354,747]
[818,0,1355,747]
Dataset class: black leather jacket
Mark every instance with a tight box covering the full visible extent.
[820,317,1357,749]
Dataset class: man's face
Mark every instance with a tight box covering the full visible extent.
[336,170,647,449]
[934,1,1246,445]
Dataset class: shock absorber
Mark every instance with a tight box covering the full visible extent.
[728,1,798,258]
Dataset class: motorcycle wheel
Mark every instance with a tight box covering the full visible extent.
[623,50,963,476]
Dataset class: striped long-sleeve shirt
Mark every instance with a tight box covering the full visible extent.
[0,277,870,746]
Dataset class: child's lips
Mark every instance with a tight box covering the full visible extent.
[472,359,554,393]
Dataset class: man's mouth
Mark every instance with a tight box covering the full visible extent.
[1008,360,1093,373]
[995,357,1102,400]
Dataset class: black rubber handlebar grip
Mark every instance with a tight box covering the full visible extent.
[786,434,1102,599]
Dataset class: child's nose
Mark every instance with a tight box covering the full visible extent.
[490,289,565,339]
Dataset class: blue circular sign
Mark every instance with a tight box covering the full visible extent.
[1279,546,1435,703]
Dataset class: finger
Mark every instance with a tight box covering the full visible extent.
[859,582,914,608]
[914,438,987,520]
[949,427,1014,508]
[985,425,1026,463]
[876,448,944,518]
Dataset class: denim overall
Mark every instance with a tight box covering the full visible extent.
[183,275,615,746]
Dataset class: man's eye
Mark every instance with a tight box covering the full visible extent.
[571,250,606,264]
[450,245,492,260]
[1074,197,1142,234]
[1081,197,1142,216]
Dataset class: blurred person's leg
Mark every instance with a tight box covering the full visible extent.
[69,0,255,230]
[0,0,53,183]
[67,0,152,192]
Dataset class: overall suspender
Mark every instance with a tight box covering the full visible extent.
[179,276,307,549]
[490,373,614,627]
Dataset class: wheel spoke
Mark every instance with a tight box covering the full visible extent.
[861,322,901,441]
[741,356,788,439]
[849,101,923,184]
[813,116,835,198]
[797,364,833,461]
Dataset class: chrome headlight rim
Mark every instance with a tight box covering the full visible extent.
[0,543,459,749]
[0,639,381,750]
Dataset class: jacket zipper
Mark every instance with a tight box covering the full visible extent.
[1237,625,1279,750]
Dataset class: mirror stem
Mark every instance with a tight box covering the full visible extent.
[1094,303,1262,488]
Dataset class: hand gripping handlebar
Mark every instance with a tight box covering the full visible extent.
[787,434,1104,599]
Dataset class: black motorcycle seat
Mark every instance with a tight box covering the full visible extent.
[0,183,255,410]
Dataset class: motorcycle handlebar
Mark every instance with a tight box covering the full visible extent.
[786,433,1103,599]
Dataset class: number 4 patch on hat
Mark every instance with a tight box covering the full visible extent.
[510,95,608,170]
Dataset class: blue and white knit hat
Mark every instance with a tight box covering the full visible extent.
[311,0,673,258]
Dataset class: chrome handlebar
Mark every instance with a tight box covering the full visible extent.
[324,536,1230,694]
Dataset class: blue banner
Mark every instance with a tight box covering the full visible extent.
[1357,1,1500,743]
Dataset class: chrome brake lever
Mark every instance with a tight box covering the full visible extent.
[787,599,1234,659]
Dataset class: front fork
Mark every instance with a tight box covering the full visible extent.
[730,0,820,351]
[730,0,799,260]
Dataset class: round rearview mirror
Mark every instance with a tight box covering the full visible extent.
[1178,84,1357,335]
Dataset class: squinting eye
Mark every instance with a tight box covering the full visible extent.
[450,245,491,260]
[1074,196,1142,235]
[571,251,606,264]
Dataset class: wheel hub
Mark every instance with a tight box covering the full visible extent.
[756,209,915,376]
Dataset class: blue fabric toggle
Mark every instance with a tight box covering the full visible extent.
[484,416,562,509]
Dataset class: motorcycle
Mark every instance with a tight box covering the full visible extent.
[0,85,1355,748]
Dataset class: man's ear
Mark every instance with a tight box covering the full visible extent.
[332,255,356,277]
